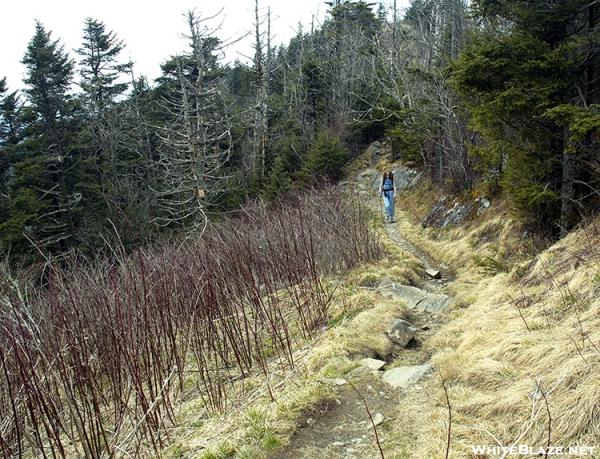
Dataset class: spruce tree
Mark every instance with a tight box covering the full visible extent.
[0,22,79,260]
[0,77,9,143]
[0,78,9,224]
[74,18,136,249]
[0,78,23,229]
[77,18,128,113]
[22,21,74,130]
[451,0,599,234]
[0,82,22,147]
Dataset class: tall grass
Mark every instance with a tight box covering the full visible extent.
[0,188,381,458]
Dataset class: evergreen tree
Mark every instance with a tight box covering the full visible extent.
[22,22,74,129]
[0,89,22,147]
[451,0,599,234]
[0,78,7,151]
[0,78,24,228]
[303,131,348,182]
[0,22,80,260]
[75,18,138,249]
[77,18,128,113]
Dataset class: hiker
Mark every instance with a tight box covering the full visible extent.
[379,170,396,223]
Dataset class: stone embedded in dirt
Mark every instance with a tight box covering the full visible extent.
[360,358,386,371]
[391,167,421,190]
[377,281,452,314]
[407,171,423,189]
[386,319,417,347]
[422,196,474,228]
[476,197,491,215]
[416,292,452,313]
[324,378,348,386]
[347,365,372,378]
[382,364,431,389]
[377,278,397,290]
[425,268,442,279]
[332,441,345,447]
[371,413,385,427]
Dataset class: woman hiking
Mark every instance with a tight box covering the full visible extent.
[379,170,396,223]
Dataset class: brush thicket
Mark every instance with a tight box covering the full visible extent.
[0,188,381,458]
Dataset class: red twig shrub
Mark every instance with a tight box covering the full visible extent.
[0,188,381,457]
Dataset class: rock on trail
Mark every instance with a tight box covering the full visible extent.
[360,358,387,371]
[381,364,431,390]
[386,319,417,347]
[377,279,452,313]
[269,147,456,458]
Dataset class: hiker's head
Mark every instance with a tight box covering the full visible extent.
[384,170,394,180]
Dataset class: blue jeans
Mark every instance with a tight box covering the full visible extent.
[383,191,395,220]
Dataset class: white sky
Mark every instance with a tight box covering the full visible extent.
[1,0,409,92]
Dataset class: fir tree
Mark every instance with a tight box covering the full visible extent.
[0,22,80,260]
[77,18,128,113]
[451,0,599,234]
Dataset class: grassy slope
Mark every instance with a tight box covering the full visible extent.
[167,208,425,458]
[386,176,600,457]
[173,153,600,458]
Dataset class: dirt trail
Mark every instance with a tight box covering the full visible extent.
[269,166,454,459]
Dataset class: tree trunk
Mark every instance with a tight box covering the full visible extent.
[251,0,268,180]
[559,125,575,238]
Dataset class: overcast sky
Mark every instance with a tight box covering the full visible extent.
[1,0,410,92]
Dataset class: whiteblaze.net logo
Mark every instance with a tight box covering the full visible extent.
[471,445,596,456]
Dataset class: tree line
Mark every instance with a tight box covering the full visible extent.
[1,0,599,266]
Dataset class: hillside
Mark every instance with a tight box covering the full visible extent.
[2,137,598,458]
[2,0,598,266]
[170,141,600,458]
[1,0,600,457]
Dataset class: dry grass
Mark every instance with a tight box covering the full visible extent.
[164,227,423,458]
[174,155,600,458]
[382,182,600,457]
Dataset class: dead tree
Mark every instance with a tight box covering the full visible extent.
[357,0,472,188]
[153,10,232,231]
[252,0,269,180]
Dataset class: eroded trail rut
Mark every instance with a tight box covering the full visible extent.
[270,168,455,459]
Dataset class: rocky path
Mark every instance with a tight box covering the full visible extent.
[355,165,453,287]
[270,166,454,459]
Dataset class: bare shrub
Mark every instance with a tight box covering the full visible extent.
[0,187,381,458]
